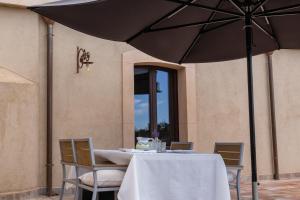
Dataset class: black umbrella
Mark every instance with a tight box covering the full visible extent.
[30,0,300,199]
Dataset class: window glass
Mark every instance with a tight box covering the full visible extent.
[156,70,170,142]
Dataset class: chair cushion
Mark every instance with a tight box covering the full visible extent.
[79,170,125,187]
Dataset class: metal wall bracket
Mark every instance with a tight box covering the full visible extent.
[77,47,94,73]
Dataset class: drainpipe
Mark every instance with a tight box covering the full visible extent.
[266,52,280,180]
[43,17,54,196]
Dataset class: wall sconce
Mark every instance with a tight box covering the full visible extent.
[77,47,94,73]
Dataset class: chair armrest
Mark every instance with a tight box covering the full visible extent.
[93,163,128,170]
[226,165,244,170]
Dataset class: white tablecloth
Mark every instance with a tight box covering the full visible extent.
[118,153,230,200]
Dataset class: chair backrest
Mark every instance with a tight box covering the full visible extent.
[170,142,193,150]
[59,139,75,165]
[73,138,95,167]
[214,143,244,166]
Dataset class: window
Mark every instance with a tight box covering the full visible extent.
[134,66,179,145]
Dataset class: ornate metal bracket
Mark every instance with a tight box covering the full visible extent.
[77,47,94,73]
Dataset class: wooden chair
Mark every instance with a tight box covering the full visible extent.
[214,143,244,200]
[59,139,78,200]
[170,142,194,150]
[73,138,127,200]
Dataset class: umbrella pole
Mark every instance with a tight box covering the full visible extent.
[245,13,259,200]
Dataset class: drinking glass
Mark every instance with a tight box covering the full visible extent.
[156,140,162,152]
[161,142,167,152]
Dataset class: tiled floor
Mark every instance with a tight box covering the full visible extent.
[231,178,300,200]
[30,178,300,200]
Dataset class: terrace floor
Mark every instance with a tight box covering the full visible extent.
[231,178,300,200]
[30,178,300,200]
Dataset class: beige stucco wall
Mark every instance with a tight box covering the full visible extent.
[0,7,46,193]
[0,80,39,193]
[272,50,300,175]
[51,23,132,187]
[0,6,133,192]
[195,55,274,179]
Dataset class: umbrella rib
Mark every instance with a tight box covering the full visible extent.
[227,0,245,14]
[167,0,198,19]
[148,16,242,32]
[251,0,270,14]
[259,6,270,25]
[165,0,242,16]
[178,0,239,63]
[200,19,240,34]
[178,19,240,63]
[126,0,195,42]
[252,20,280,49]
[178,0,224,63]
[257,6,281,49]
[254,3,300,16]
[254,10,300,18]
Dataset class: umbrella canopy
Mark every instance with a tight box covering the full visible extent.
[30,1,300,199]
[31,0,300,63]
